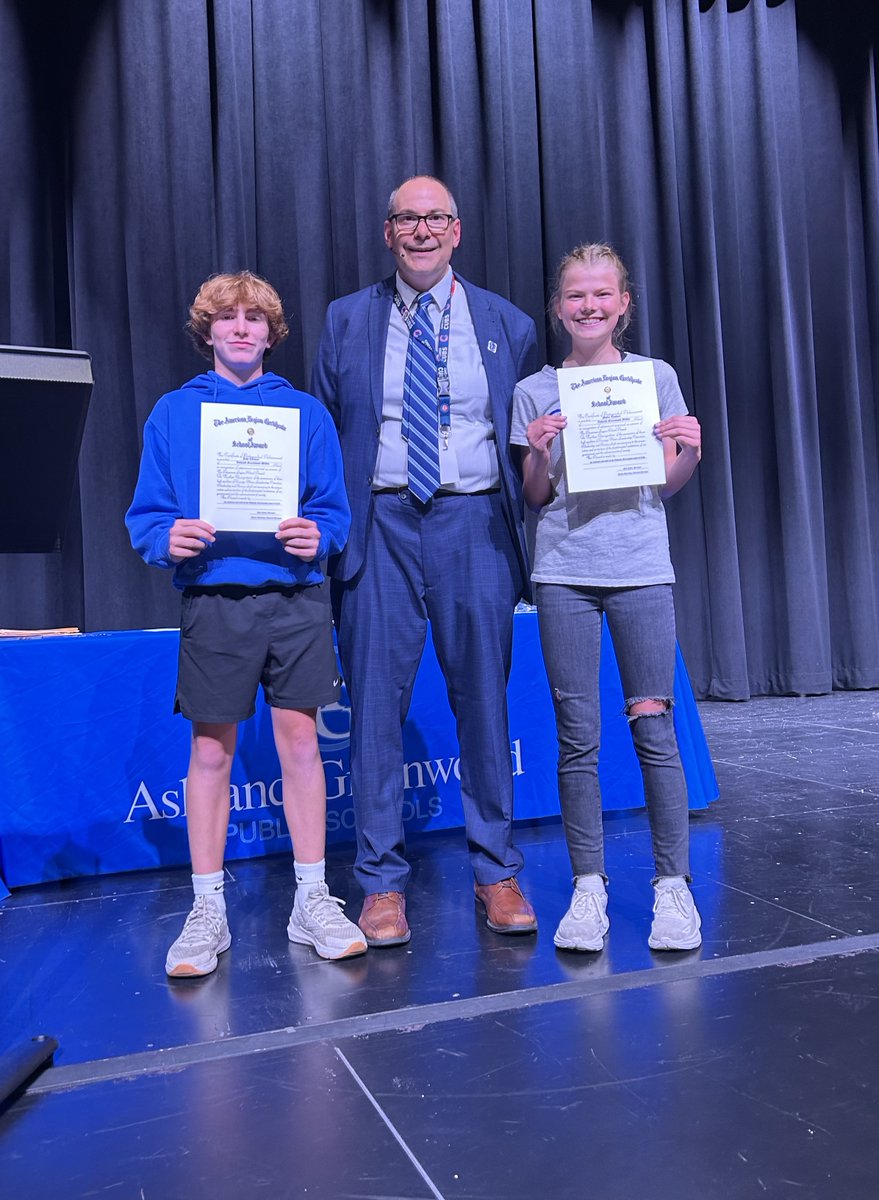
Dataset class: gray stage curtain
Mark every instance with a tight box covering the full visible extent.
[1,0,877,698]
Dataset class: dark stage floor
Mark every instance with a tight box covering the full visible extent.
[3,692,879,1198]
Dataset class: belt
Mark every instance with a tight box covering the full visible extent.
[372,486,500,497]
[183,583,304,599]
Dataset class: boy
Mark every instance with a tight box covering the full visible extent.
[126,271,365,975]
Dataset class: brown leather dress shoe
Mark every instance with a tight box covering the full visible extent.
[358,891,411,947]
[474,877,538,934]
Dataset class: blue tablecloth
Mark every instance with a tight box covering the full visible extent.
[0,614,717,889]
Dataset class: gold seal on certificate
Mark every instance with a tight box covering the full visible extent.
[557,361,665,493]
[199,402,300,531]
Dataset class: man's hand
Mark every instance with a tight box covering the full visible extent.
[168,518,216,563]
[277,517,321,561]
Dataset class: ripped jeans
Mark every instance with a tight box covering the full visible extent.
[536,582,690,880]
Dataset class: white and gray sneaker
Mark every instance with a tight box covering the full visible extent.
[165,895,231,978]
[554,877,609,952]
[287,882,368,960]
[648,877,702,950]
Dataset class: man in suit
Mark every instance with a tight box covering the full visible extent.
[312,175,538,946]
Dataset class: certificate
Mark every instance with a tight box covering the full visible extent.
[199,402,299,531]
[557,361,665,493]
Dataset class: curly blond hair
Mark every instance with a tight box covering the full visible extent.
[186,271,289,360]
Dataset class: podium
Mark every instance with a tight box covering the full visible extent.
[0,346,92,1104]
[0,345,93,553]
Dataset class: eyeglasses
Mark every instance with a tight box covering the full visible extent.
[389,212,456,234]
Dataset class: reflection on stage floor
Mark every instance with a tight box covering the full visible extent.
[2,691,879,1199]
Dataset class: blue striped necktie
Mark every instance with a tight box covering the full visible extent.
[402,292,441,502]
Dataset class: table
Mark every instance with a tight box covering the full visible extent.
[0,613,717,889]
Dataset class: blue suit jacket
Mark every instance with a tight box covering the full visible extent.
[311,273,538,598]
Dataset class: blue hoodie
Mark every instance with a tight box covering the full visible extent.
[125,371,350,590]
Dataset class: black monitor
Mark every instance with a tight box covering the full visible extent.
[0,346,93,553]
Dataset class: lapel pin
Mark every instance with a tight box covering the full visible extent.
[487,340,498,354]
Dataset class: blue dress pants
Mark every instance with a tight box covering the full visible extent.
[333,489,525,895]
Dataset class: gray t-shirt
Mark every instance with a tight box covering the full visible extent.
[510,354,687,587]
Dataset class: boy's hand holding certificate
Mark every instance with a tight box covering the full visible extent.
[557,361,665,493]
[199,402,299,531]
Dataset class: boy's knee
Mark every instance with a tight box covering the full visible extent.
[274,710,320,768]
[284,730,320,761]
[190,733,235,772]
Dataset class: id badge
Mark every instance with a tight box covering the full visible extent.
[439,439,460,486]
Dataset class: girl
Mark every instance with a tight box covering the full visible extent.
[512,244,702,952]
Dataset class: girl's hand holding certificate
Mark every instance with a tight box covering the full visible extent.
[655,413,702,498]
[526,411,567,457]
[654,414,702,459]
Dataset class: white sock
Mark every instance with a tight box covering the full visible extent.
[294,859,325,897]
[655,875,687,890]
[574,874,606,894]
[192,870,226,915]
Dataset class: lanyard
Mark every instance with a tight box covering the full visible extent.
[393,277,456,443]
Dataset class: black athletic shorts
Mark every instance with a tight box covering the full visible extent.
[174,582,341,723]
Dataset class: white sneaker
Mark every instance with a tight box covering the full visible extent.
[648,878,702,950]
[166,895,231,977]
[287,882,368,960]
[554,878,609,952]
